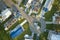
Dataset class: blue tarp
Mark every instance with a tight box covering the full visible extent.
[10,25,24,38]
[43,7,48,12]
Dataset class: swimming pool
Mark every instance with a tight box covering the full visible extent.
[10,25,24,38]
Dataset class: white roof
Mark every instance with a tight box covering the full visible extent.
[1,9,12,21]
[5,27,8,30]
[28,0,33,3]
[48,31,60,40]
[43,0,54,11]
[24,34,29,38]
[51,34,60,40]
[25,39,33,40]
[20,20,27,26]
[26,0,33,8]
[59,21,60,24]
[24,34,33,40]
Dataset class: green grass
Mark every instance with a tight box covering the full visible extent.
[44,0,59,21]
[14,22,31,40]
[39,32,48,40]
[0,15,14,40]
[1,15,12,25]
[7,18,25,31]
[46,24,55,30]
[19,1,26,9]
[12,0,17,4]
[46,24,60,30]
[0,19,25,40]
[0,0,60,40]
[0,25,12,40]
[38,8,41,15]
[6,18,31,40]
[19,3,25,8]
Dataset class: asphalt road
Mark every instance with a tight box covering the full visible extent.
[3,0,40,34]
[40,18,46,32]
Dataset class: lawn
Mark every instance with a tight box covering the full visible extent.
[38,24,60,40]
[0,17,25,40]
[0,15,14,40]
[39,32,48,40]
[44,0,59,21]
[46,24,60,31]
[5,18,31,40]
[7,18,25,31]
[0,0,60,40]
[12,0,26,9]
[46,24,55,30]
[1,15,13,25]
[0,25,12,40]
[19,3,25,9]
[12,0,17,4]
[14,22,31,40]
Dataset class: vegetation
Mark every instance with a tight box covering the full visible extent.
[0,25,12,40]
[39,0,60,40]
[0,0,60,40]
[0,15,14,40]
[45,0,60,32]
[12,0,17,4]
[39,32,48,40]
[46,24,60,31]
[44,0,59,21]
[7,19,25,31]
[21,0,28,5]
[0,17,25,40]
[14,22,31,40]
